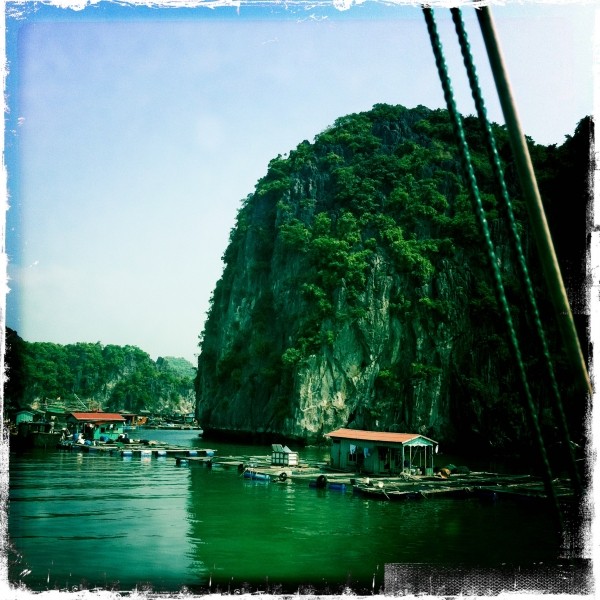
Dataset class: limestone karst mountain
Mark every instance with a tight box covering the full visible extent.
[195,104,590,456]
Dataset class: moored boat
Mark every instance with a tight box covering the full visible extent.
[11,421,62,450]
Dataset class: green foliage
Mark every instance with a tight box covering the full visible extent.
[256,177,290,198]
[4,330,195,416]
[282,347,302,367]
[158,356,196,379]
[313,212,332,236]
[382,226,435,283]
[301,283,333,315]
[279,219,311,251]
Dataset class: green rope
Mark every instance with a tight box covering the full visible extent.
[450,7,581,496]
[421,6,563,533]
[476,6,591,399]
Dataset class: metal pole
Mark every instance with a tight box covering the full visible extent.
[476,6,592,397]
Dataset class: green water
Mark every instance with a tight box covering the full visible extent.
[7,430,573,593]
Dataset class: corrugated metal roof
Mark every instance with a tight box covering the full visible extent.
[325,428,437,445]
[67,412,126,422]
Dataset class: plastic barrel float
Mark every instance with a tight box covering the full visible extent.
[243,470,271,482]
[327,482,346,492]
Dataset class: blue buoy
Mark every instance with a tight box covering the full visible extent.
[243,471,271,482]
[328,483,346,492]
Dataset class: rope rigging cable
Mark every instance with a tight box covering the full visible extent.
[448,6,583,498]
[421,4,590,535]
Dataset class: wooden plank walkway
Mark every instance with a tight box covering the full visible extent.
[59,441,216,459]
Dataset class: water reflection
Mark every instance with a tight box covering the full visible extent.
[9,431,569,594]
[9,448,198,591]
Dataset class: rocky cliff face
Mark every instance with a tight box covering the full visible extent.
[195,104,589,454]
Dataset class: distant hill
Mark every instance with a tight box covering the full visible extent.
[3,329,196,418]
[158,356,196,380]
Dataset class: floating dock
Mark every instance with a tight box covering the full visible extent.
[58,440,217,460]
[352,472,576,503]
[56,441,575,504]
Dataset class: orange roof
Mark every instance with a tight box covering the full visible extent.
[325,428,437,445]
[68,412,126,422]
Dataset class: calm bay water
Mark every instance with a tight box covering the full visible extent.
[8,430,570,593]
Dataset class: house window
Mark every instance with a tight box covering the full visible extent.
[348,443,358,463]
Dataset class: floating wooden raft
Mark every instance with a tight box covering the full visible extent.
[175,456,214,466]
[241,466,294,482]
[473,478,576,502]
[353,472,575,502]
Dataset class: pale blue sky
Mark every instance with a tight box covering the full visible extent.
[4,1,596,363]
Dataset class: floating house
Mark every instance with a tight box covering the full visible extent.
[15,409,36,426]
[66,411,126,441]
[119,412,148,430]
[41,405,68,432]
[325,428,438,475]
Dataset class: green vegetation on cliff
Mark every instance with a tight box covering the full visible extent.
[197,103,589,453]
[4,328,196,416]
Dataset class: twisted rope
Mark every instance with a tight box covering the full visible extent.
[450,6,581,496]
[422,5,563,532]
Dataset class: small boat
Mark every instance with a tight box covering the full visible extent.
[12,421,62,450]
